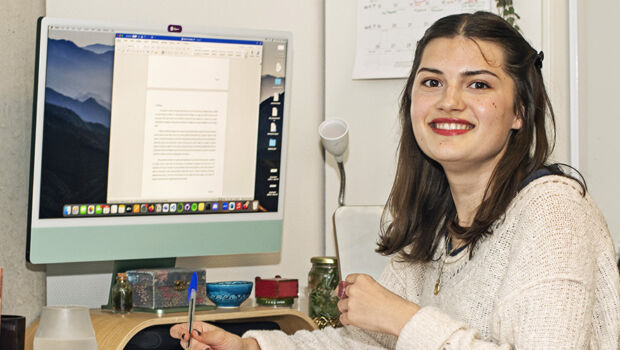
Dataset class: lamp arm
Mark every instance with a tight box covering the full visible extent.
[337,161,346,206]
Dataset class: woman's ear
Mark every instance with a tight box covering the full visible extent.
[512,106,524,130]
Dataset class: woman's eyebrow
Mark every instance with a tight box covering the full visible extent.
[462,69,499,78]
[416,67,499,79]
[416,67,442,75]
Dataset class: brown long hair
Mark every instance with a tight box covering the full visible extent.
[377,11,562,262]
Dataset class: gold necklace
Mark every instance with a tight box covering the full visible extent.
[434,235,456,296]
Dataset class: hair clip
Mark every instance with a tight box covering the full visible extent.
[534,51,544,69]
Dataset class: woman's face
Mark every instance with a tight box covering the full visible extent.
[410,36,522,174]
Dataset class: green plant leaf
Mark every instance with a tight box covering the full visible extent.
[495,0,520,30]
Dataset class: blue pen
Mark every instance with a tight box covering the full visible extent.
[186,272,198,349]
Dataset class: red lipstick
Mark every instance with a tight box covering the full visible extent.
[429,118,474,136]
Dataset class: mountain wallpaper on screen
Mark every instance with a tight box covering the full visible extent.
[40,104,110,218]
[46,38,114,107]
[83,43,114,54]
[40,38,114,218]
[45,87,111,127]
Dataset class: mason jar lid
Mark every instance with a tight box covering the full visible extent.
[311,256,337,264]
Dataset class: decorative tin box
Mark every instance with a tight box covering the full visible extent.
[127,268,206,309]
[255,275,298,306]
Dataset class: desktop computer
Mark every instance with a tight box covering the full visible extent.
[28,17,292,264]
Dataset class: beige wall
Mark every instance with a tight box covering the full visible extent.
[0,0,46,325]
[541,0,570,166]
[578,0,620,250]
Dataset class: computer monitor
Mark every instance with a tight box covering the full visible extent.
[27,17,291,264]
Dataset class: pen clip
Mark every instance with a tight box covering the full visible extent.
[186,272,198,349]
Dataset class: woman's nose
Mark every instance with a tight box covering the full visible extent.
[437,85,464,111]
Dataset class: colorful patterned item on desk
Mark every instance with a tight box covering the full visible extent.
[127,268,207,309]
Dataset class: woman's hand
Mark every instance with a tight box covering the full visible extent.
[170,321,260,350]
[337,273,420,336]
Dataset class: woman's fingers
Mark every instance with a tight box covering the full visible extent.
[180,337,211,350]
[191,326,231,346]
[170,322,190,340]
[171,321,249,350]
[344,273,359,284]
[188,329,212,349]
[170,322,219,348]
[337,296,349,313]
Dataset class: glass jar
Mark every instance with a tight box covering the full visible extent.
[111,272,133,313]
[308,256,340,328]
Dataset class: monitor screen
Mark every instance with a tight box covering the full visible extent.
[27,17,291,263]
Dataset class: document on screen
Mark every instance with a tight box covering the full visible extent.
[140,55,229,200]
[141,89,228,200]
[107,46,233,202]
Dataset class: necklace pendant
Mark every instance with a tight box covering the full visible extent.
[434,280,440,295]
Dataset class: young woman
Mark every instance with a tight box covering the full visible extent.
[171,11,620,349]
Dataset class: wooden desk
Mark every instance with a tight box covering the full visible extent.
[25,306,317,349]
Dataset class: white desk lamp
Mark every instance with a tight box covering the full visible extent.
[319,120,388,281]
[319,119,349,206]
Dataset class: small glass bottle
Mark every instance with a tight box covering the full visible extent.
[112,272,133,313]
[308,257,340,328]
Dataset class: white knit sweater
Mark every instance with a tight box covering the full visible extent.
[244,176,620,349]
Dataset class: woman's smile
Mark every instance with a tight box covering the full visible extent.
[429,118,475,136]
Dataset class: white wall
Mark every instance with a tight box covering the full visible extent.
[45,0,325,307]
[0,0,46,326]
[323,0,570,255]
[577,0,620,251]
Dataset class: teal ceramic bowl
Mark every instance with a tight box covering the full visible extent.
[206,281,253,308]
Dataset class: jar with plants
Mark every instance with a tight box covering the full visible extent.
[112,272,133,313]
[308,257,340,328]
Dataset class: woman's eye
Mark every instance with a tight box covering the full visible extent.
[469,81,490,89]
[422,79,441,88]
